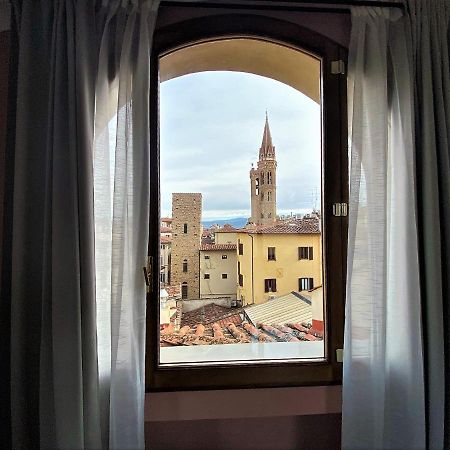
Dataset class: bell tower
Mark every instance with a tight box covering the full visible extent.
[250,112,277,226]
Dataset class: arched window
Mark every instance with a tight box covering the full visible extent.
[183,223,188,233]
[181,282,188,299]
[182,259,188,272]
[150,13,347,391]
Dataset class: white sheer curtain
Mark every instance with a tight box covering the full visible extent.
[342,7,425,449]
[94,1,158,448]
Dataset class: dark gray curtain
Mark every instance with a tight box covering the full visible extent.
[407,0,450,448]
[9,1,103,448]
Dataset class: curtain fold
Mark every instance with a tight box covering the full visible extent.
[94,1,158,448]
[406,1,450,448]
[8,0,158,448]
[10,2,102,448]
[342,7,425,449]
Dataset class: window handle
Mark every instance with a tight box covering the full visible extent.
[143,256,153,293]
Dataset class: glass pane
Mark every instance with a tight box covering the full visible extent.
[158,39,324,366]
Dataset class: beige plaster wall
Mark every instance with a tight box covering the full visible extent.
[160,38,321,104]
[200,249,237,299]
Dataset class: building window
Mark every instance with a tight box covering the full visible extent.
[183,223,188,233]
[238,261,243,287]
[150,13,347,391]
[299,277,314,291]
[222,254,227,259]
[268,247,276,260]
[298,246,314,260]
[160,273,165,283]
[204,273,210,279]
[182,259,188,272]
[264,278,277,293]
[222,273,228,279]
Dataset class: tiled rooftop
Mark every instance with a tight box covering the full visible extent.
[181,304,244,328]
[160,226,172,233]
[160,236,172,244]
[255,221,319,234]
[200,244,237,251]
[235,218,321,234]
[164,285,181,298]
[161,217,173,222]
[160,320,322,347]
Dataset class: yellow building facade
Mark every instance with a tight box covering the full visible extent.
[236,225,322,306]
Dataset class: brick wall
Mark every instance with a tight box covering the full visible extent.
[171,193,202,299]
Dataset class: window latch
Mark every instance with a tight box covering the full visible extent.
[143,256,153,293]
[331,60,345,75]
[336,348,344,363]
[332,202,348,217]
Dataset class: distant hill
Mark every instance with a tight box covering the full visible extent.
[202,217,248,229]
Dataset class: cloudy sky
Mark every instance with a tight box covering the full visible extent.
[160,71,321,220]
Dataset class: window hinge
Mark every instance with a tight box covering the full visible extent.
[143,255,153,293]
[331,60,345,75]
[336,348,344,363]
[332,202,348,217]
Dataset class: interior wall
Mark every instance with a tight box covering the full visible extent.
[146,414,342,450]
[156,6,351,48]
[0,30,10,282]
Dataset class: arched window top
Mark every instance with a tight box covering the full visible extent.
[159,36,321,104]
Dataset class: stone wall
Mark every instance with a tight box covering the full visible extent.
[171,193,202,299]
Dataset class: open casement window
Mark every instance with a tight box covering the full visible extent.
[147,14,347,391]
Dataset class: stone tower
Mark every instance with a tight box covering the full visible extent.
[171,193,202,300]
[250,113,277,226]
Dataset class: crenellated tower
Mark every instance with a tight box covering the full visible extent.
[249,113,277,226]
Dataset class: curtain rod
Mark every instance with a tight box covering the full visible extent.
[160,0,403,13]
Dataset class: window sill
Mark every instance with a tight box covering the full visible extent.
[145,385,341,422]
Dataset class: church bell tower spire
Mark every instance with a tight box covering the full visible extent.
[250,113,277,226]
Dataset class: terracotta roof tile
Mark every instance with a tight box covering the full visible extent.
[200,244,237,251]
[161,217,173,222]
[160,226,172,233]
[236,219,320,234]
[160,236,172,244]
[159,320,322,346]
[214,229,242,233]
[181,304,244,327]
[215,314,243,328]
[165,285,181,297]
